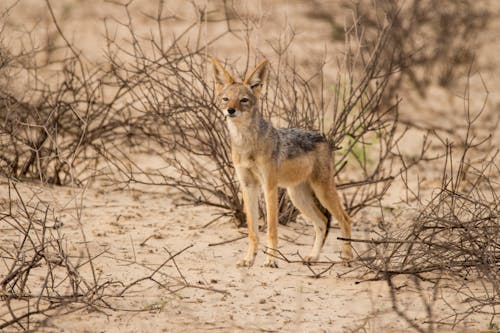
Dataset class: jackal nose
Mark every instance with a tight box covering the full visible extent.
[227,108,236,115]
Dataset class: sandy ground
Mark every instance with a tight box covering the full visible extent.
[1,0,499,332]
[0,179,487,333]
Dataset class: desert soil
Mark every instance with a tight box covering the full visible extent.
[1,179,485,333]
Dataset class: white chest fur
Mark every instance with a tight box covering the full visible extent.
[227,120,260,169]
[227,120,256,150]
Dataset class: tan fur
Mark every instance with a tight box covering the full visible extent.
[211,58,353,268]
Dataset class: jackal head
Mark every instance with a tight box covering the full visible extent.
[211,58,268,120]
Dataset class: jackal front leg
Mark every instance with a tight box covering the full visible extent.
[263,172,279,268]
[236,170,260,267]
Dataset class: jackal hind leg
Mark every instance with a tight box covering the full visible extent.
[287,183,329,263]
[310,179,353,265]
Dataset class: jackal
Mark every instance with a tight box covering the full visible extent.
[211,58,353,268]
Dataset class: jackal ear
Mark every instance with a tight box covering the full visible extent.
[211,58,234,94]
[244,60,268,96]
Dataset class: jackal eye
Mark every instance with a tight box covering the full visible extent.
[240,98,249,103]
[222,97,229,102]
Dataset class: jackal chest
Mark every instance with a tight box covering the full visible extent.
[231,149,259,169]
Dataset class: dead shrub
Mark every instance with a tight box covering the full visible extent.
[102,1,427,227]
[347,80,499,331]
[0,178,226,330]
[0,180,112,330]
[0,2,135,185]
[310,0,490,95]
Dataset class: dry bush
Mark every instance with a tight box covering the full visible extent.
[0,178,226,330]
[348,86,499,331]
[95,1,245,222]
[102,1,428,227]
[0,180,112,330]
[309,0,490,96]
[0,2,135,185]
[354,0,490,95]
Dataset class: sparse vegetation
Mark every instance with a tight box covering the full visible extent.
[0,0,498,332]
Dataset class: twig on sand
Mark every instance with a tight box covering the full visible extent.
[208,235,247,247]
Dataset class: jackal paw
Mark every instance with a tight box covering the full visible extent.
[303,254,319,264]
[263,258,278,268]
[341,249,353,267]
[341,257,352,267]
[237,257,255,267]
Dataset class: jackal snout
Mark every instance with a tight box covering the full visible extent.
[218,85,256,119]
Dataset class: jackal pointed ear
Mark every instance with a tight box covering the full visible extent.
[211,58,234,94]
[244,60,268,96]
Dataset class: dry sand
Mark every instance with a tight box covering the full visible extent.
[0,179,485,333]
